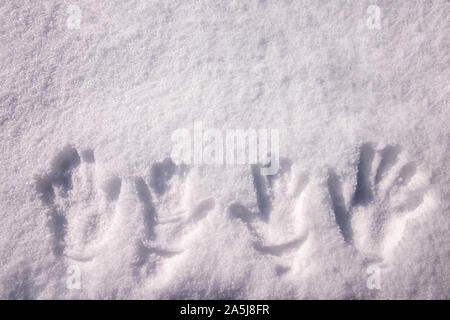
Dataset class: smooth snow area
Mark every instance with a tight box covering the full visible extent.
[0,0,449,299]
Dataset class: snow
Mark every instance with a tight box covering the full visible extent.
[0,0,449,299]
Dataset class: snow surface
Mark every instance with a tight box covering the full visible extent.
[0,0,449,299]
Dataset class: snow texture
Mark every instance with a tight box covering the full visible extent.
[0,0,449,299]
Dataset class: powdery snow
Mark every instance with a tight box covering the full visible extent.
[0,0,449,299]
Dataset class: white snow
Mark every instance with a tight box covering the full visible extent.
[0,0,449,299]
